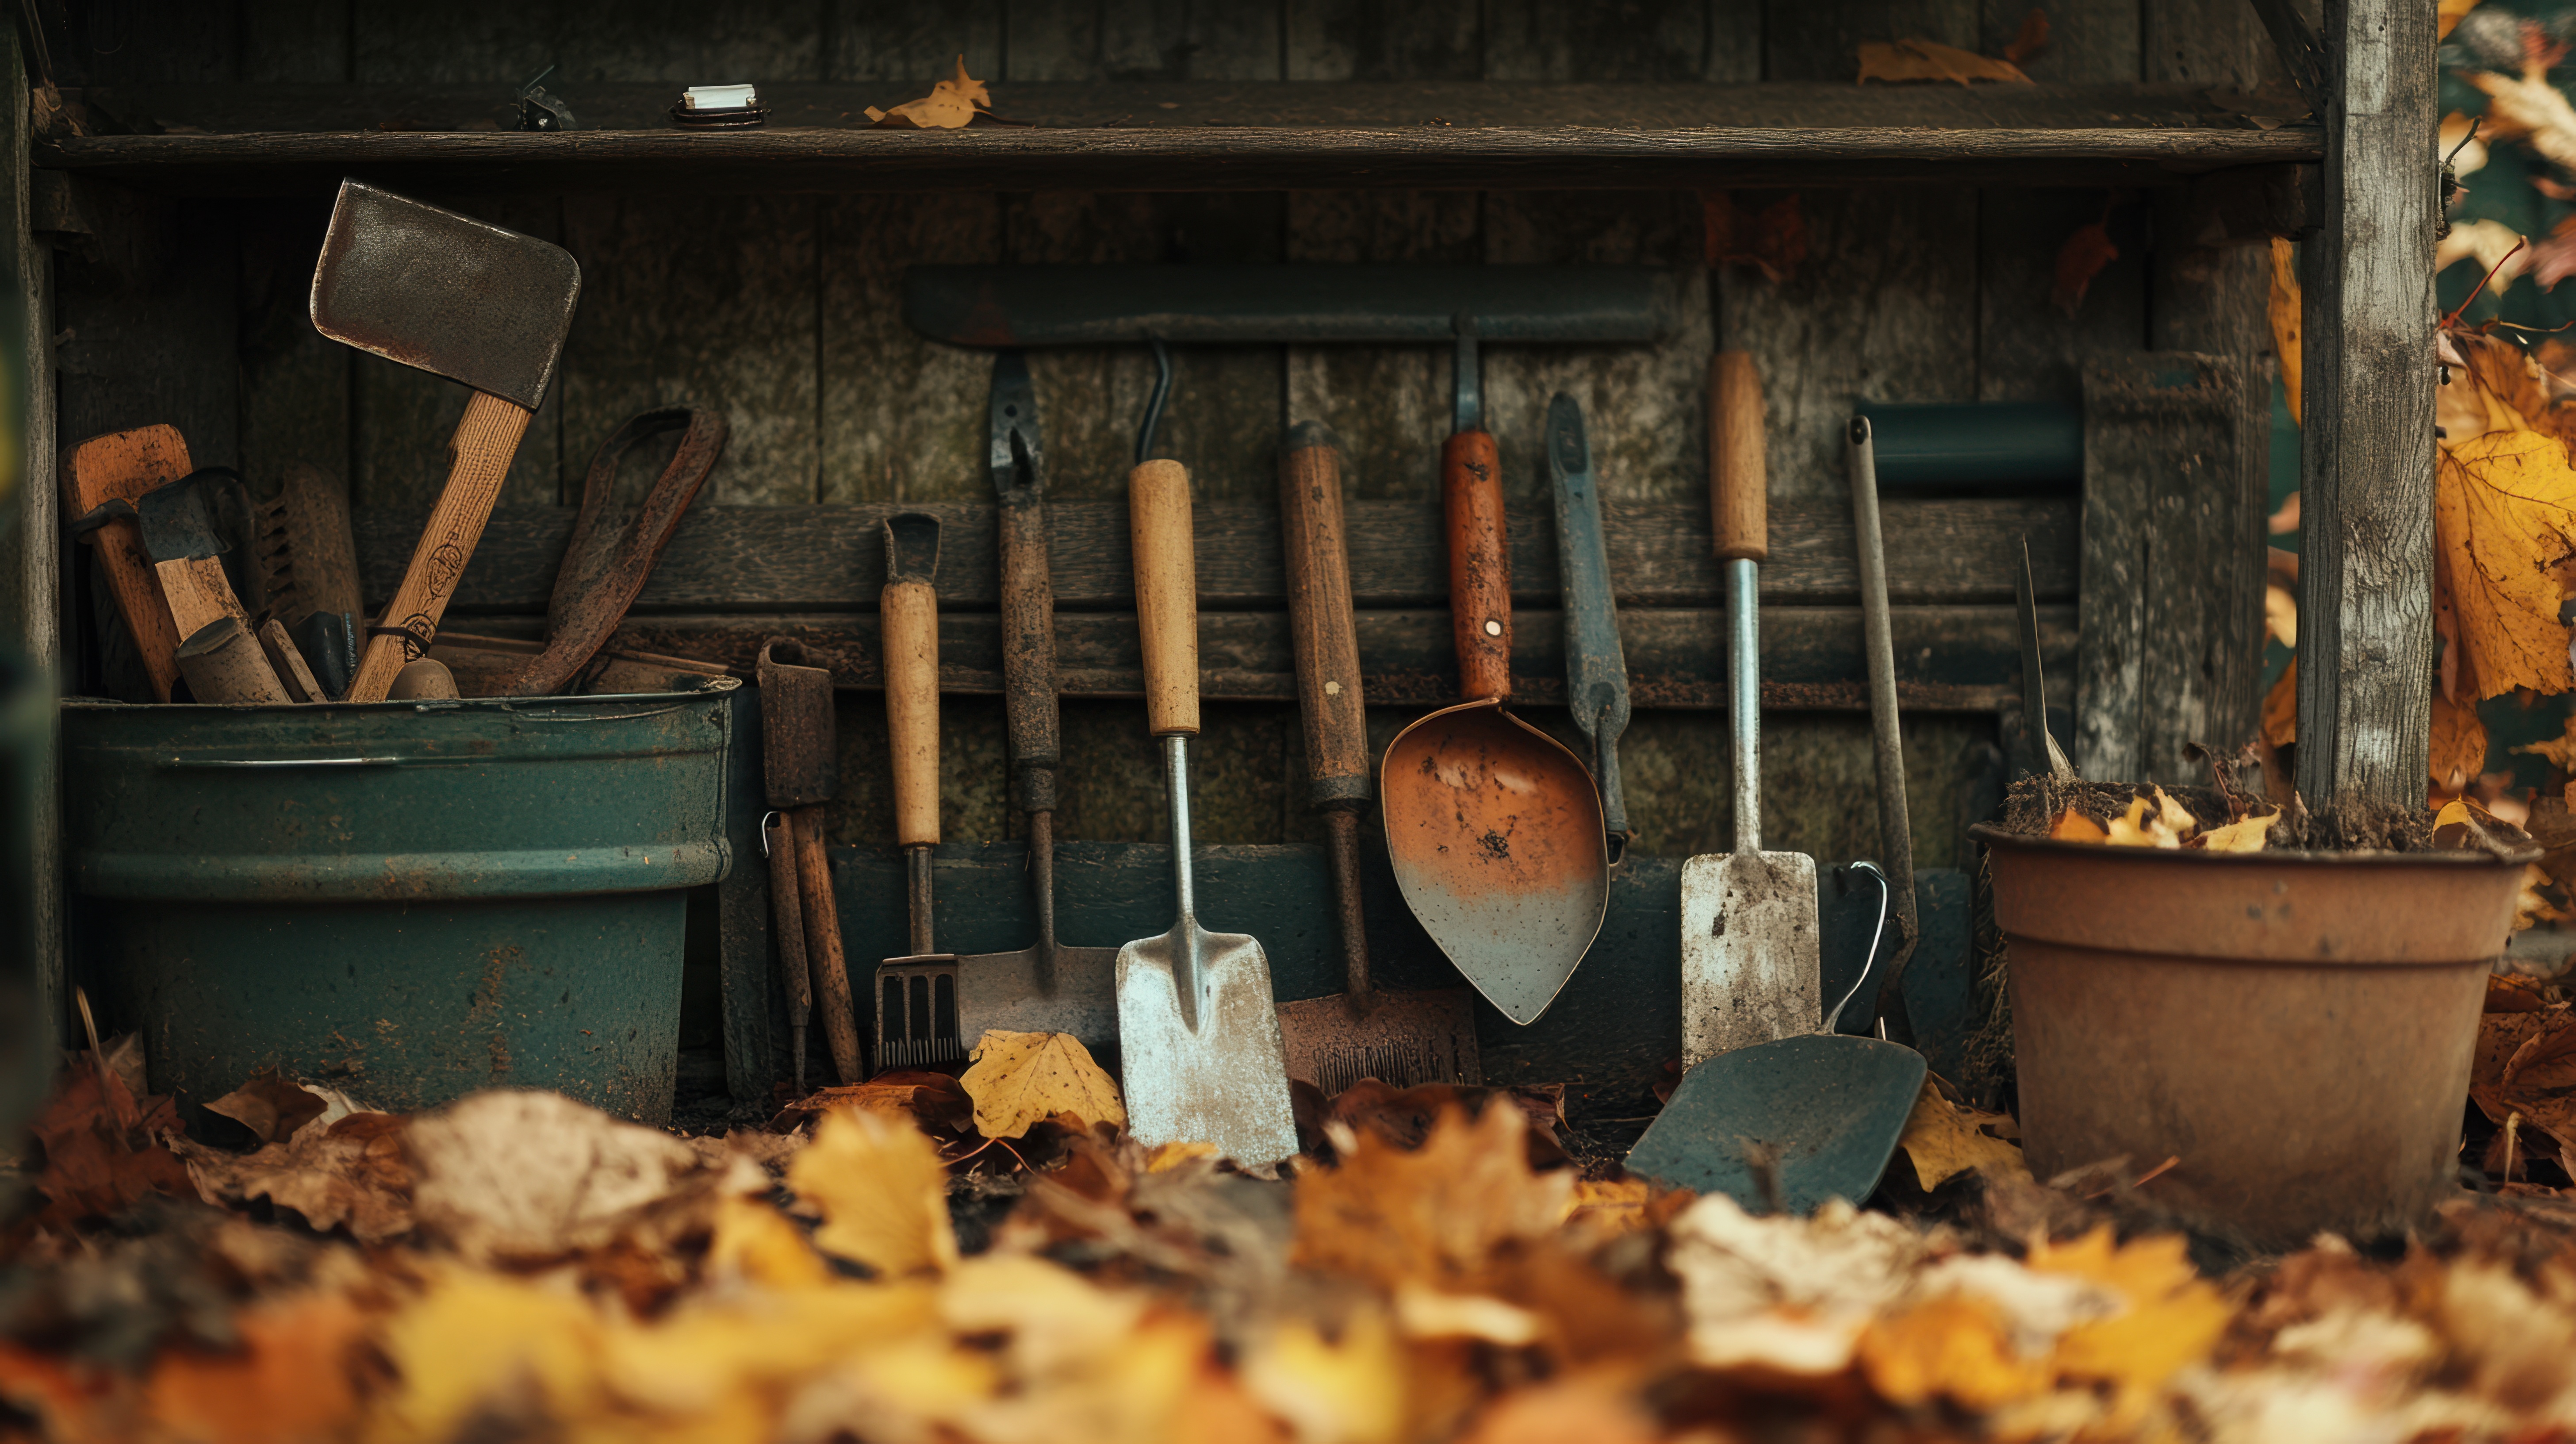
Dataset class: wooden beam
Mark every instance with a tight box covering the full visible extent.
[2293,0,2438,819]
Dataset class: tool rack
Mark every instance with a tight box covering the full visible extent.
[0,0,2428,1118]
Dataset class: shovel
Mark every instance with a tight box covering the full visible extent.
[1627,414,1929,1213]
[1116,458,1300,1166]
[1272,422,1482,1094]
[1680,353,1820,1066]
[874,513,967,1072]
[950,353,1119,1051]
[310,180,580,703]
[1378,330,1610,1027]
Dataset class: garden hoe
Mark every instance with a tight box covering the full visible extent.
[1628,415,1928,1214]
[309,180,580,703]
[949,354,1120,1053]
[1679,353,1821,1067]
[1272,422,1482,1094]
[1117,458,1300,1167]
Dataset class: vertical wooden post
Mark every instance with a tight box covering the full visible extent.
[2293,0,2439,820]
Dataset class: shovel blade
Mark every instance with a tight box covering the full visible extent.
[310,180,580,411]
[1625,1035,1926,1216]
[1680,850,1821,1068]
[1116,921,1299,1166]
[1276,988,1484,1096]
[956,943,1120,1052]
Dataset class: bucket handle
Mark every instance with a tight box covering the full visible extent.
[163,755,444,768]
[502,702,689,724]
[1823,861,1893,1037]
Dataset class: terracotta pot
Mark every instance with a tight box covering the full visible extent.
[1972,825,2527,1248]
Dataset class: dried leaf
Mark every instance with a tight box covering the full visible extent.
[27,1061,195,1231]
[1862,1292,2060,1412]
[2440,219,2530,300]
[2436,429,2576,700]
[2049,809,2108,842]
[2438,693,2495,792]
[2270,491,2301,534]
[2269,237,2303,426]
[176,1112,415,1245]
[959,1029,1127,1140]
[142,1289,368,1444]
[1857,37,2032,84]
[1242,1309,1407,1444]
[790,1105,958,1277]
[2103,790,2189,848]
[2265,582,2298,650]
[2263,661,2298,749]
[1896,1079,2029,1190]
[407,1091,704,1260]
[776,1070,973,1135]
[2001,9,2051,65]
[2196,811,2277,853]
[2442,0,2484,41]
[1666,1194,1928,1373]
[2049,220,2119,316]
[1293,1103,1571,1287]
[865,55,992,130]
[2465,59,2576,174]
[202,1070,328,1145]
[2027,1228,2231,1419]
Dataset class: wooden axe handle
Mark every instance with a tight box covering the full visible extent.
[61,426,192,702]
[155,556,249,643]
[347,392,532,703]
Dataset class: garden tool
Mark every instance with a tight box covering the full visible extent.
[952,354,1120,1052]
[765,811,815,1094]
[387,657,459,700]
[2017,536,2078,783]
[74,457,287,704]
[256,619,327,703]
[902,263,1673,463]
[310,179,581,703]
[1629,862,1926,1213]
[1549,392,1630,867]
[1626,415,1931,1213]
[61,426,192,701]
[1272,422,1483,1094]
[1377,321,1610,1028]
[875,514,965,1072]
[1116,459,1299,1166]
[247,460,361,698]
[1681,353,1820,1066]
[173,616,289,705]
[491,405,727,697]
[758,637,862,1083]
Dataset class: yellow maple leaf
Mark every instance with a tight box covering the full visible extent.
[1856,37,2030,84]
[372,1269,606,1444]
[959,1029,1127,1140]
[1293,1103,1571,1286]
[2269,237,2302,425]
[787,1106,958,1277]
[2436,429,2576,700]
[2439,693,2496,791]
[1242,1309,1406,1444]
[2027,1228,2229,1420]
[865,55,992,129]
[1861,1294,2054,1412]
[707,1188,831,1290]
[1896,1080,2028,1191]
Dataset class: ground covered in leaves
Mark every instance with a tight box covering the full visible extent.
[12,1019,2576,1443]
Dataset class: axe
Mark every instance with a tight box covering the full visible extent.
[310,180,581,703]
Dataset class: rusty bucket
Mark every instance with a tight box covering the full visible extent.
[1975,826,2528,1248]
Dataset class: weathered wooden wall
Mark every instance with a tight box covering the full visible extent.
[43,0,2285,878]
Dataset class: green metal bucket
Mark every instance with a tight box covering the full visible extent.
[62,685,736,1122]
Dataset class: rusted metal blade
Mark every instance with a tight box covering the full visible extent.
[1378,699,1609,1026]
[310,179,580,410]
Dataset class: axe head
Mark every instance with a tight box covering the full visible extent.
[310,180,581,411]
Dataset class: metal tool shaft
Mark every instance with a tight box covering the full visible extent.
[905,845,937,956]
[1848,418,1917,1028]
[1728,557,1761,854]
[1164,734,1196,925]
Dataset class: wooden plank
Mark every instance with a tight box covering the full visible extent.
[2074,353,2269,783]
[2293,0,2437,815]
[575,603,2082,712]
[241,0,350,82]
[355,495,2081,613]
[2144,0,2279,358]
[716,685,776,1100]
[1483,0,1710,81]
[34,121,2323,198]
[2,27,64,1049]
[1284,0,1480,81]
[237,198,349,510]
[349,1,828,85]
[828,0,1003,82]
[816,195,1002,503]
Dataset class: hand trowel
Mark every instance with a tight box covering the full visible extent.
[1116,458,1300,1166]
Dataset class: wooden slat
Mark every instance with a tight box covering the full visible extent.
[37,120,2319,198]
[356,495,2081,615]
[2294,0,2437,814]
[560,602,2081,711]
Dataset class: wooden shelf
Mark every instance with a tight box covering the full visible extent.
[38,81,2317,195]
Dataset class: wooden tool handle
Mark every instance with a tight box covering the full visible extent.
[62,426,194,702]
[155,557,248,643]
[882,576,942,849]
[1442,429,1512,703]
[997,499,1062,811]
[173,616,291,704]
[1279,426,1369,807]
[789,804,863,1083]
[1130,458,1200,737]
[347,392,533,703]
[766,812,813,1020]
[1710,351,1767,562]
[257,618,326,703]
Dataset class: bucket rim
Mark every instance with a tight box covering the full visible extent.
[60,677,741,714]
